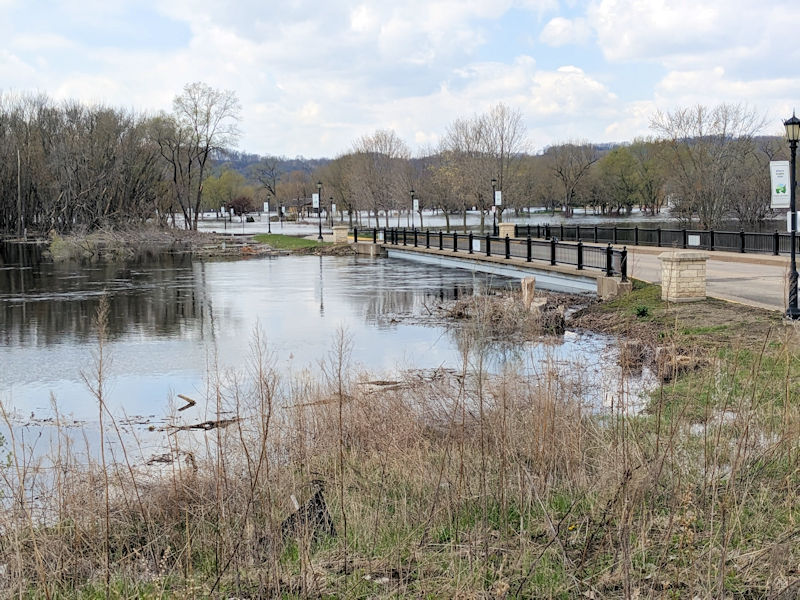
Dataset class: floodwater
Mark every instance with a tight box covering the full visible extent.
[0,243,627,431]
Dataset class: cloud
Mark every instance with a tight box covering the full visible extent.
[539,17,591,47]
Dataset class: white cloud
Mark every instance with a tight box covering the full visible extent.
[539,17,591,46]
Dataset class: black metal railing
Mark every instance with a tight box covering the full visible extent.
[360,227,628,280]
[513,224,796,256]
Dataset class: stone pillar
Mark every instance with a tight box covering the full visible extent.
[332,226,349,243]
[658,250,708,302]
[498,223,516,239]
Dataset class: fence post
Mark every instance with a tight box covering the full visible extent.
[576,224,580,242]
[505,235,511,259]
[413,228,417,247]
[613,226,618,245]
[594,225,598,243]
[526,235,532,262]
[577,241,584,270]
[537,224,541,238]
[353,227,358,243]
[657,227,662,247]
[682,229,687,249]
[401,228,405,246]
[550,238,556,266]
[468,232,474,254]
[545,224,551,240]
[426,229,430,249]
[560,223,564,240]
[606,243,613,276]
[514,224,519,238]
[373,228,377,244]
[634,226,639,246]
[452,232,458,252]
[709,229,715,251]
[439,230,443,250]
[621,247,628,281]
[486,233,491,257]
[773,230,779,255]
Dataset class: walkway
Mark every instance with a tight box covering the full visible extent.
[625,246,789,312]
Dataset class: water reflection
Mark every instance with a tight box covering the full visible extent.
[1,243,521,419]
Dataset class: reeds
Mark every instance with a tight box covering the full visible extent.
[0,291,797,598]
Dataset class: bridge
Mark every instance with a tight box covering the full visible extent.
[348,227,791,312]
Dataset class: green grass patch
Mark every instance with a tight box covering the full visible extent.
[253,233,330,249]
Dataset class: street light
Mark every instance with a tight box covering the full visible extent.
[491,178,498,236]
[316,181,323,241]
[410,189,415,229]
[329,196,334,226]
[785,112,800,318]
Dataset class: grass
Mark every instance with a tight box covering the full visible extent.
[0,286,797,598]
[253,233,331,249]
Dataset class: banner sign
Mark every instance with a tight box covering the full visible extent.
[494,190,502,206]
[312,193,319,209]
[331,203,336,215]
[263,202,269,213]
[771,161,790,209]
[413,198,419,212]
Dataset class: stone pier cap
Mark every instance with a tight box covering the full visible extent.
[658,250,708,302]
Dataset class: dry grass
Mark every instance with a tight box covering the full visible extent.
[0,288,798,599]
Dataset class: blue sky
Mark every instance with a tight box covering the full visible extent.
[1,0,798,157]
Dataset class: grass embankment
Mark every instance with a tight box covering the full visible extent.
[253,233,331,250]
[0,286,797,598]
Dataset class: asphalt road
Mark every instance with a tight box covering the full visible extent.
[626,249,790,312]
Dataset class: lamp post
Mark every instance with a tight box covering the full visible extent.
[316,181,323,241]
[785,113,800,319]
[410,189,415,229]
[491,178,498,236]
[329,196,334,226]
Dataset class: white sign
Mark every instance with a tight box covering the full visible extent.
[494,190,502,206]
[413,198,419,212]
[771,161,790,209]
[281,206,286,214]
[263,201,269,213]
[331,203,336,215]
[688,234,701,247]
[472,238,481,252]
[788,211,797,232]
[312,193,319,209]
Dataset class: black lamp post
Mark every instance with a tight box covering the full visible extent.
[316,181,323,241]
[410,189,415,229]
[329,196,334,226]
[785,113,800,319]
[491,178,498,236]
[267,199,272,233]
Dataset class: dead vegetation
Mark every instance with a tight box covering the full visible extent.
[0,288,797,598]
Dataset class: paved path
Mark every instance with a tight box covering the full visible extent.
[625,247,790,312]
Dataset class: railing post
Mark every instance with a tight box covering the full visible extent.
[594,225,598,243]
[634,226,639,246]
[545,224,551,240]
[560,223,564,240]
[505,235,510,259]
[709,229,715,251]
[413,228,418,247]
[621,247,628,282]
[657,227,662,247]
[373,228,377,244]
[577,241,584,270]
[354,227,358,243]
[426,229,430,249]
[402,228,407,246]
[537,224,541,238]
[576,224,580,242]
[773,230,779,255]
[382,227,387,245]
[486,233,491,257]
[468,232,474,254]
[613,226,618,245]
[606,243,613,276]
[682,229,687,249]
[452,232,458,252]
[514,224,519,238]
[526,235,532,262]
[550,238,556,266]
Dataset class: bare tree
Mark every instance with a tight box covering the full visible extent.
[546,142,599,216]
[650,103,765,228]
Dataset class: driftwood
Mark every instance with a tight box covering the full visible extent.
[177,394,196,411]
[170,417,239,432]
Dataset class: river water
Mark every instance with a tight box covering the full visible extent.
[1,243,625,433]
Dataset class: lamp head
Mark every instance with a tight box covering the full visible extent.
[785,112,800,142]
[491,178,497,187]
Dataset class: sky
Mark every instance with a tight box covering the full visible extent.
[1,0,799,158]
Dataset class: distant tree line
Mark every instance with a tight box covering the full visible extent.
[0,93,787,237]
